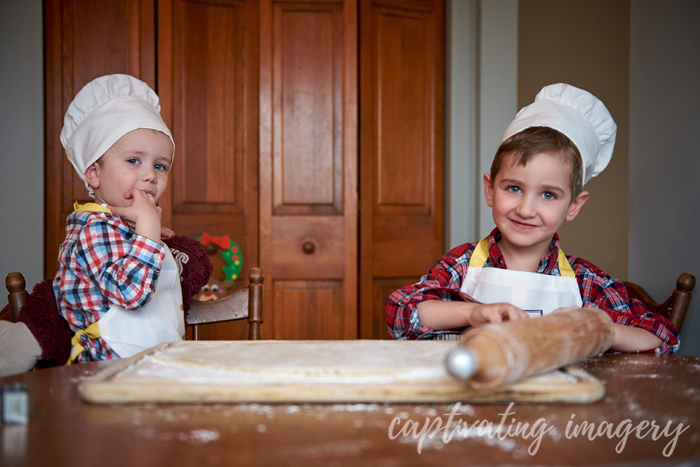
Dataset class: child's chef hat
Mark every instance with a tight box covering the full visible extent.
[500,83,616,185]
[60,74,174,194]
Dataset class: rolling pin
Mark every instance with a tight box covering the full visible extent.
[444,308,614,389]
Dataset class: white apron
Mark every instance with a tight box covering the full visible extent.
[98,245,184,358]
[460,237,583,317]
[67,203,184,363]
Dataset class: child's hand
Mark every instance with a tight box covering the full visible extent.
[161,227,175,239]
[416,300,529,330]
[469,303,530,326]
[110,189,162,242]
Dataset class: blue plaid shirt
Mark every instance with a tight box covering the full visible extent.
[53,210,165,362]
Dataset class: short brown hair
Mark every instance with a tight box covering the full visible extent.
[490,127,583,201]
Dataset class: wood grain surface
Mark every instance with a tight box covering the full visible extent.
[2,353,699,467]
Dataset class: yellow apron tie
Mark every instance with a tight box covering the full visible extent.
[65,321,101,365]
[73,201,112,214]
[469,237,576,277]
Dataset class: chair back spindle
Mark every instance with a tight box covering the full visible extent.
[247,268,264,340]
[6,272,28,323]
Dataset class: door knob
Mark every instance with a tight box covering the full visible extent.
[302,242,315,254]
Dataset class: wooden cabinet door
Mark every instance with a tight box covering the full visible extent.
[44,0,156,277]
[358,0,445,339]
[44,0,442,342]
[259,0,358,339]
[157,0,259,340]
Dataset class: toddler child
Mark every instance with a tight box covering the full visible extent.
[54,74,184,363]
[385,83,679,354]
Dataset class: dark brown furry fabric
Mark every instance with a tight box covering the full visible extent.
[17,236,212,368]
[164,235,213,320]
[18,279,73,367]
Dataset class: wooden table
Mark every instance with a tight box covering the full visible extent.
[1,353,699,466]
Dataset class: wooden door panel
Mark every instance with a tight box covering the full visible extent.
[359,0,444,339]
[172,0,245,211]
[158,0,259,340]
[45,0,156,277]
[271,280,345,340]
[375,11,430,212]
[270,217,346,278]
[260,0,357,340]
[371,215,439,277]
[272,4,343,215]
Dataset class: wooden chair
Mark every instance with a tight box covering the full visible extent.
[186,267,264,340]
[2,267,264,340]
[624,273,695,333]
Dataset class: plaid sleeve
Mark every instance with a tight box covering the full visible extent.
[571,257,680,354]
[74,216,165,310]
[385,243,478,340]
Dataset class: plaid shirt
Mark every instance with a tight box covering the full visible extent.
[385,229,680,354]
[53,210,165,362]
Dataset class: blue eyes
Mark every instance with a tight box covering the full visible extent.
[126,159,168,171]
[505,186,557,200]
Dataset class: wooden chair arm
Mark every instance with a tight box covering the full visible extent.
[669,273,695,332]
[624,273,695,333]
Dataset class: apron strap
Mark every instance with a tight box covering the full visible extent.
[468,237,490,268]
[557,249,576,278]
[468,236,576,278]
[73,201,112,214]
[65,321,101,365]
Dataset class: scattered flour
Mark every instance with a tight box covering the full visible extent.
[329,403,381,413]
[188,429,220,444]
[138,428,220,444]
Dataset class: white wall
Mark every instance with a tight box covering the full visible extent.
[629,1,700,357]
[445,0,478,249]
[476,0,517,240]
[0,0,44,288]
[445,0,517,249]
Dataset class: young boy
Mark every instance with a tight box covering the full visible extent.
[386,83,679,354]
[54,74,184,363]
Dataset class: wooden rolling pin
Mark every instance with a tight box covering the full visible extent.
[444,308,614,389]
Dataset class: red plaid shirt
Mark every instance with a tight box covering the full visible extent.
[385,229,680,354]
[53,210,165,362]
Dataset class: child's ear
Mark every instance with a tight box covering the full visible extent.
[84,162,101,190]
[483,173,494,207]
[565,190,589,221]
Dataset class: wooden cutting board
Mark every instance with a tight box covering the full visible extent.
[79,340,604,404]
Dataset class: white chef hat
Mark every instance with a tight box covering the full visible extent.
[500,83,616,185]
[60,74,174,196]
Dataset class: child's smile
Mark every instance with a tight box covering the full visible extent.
[484,152,588,263]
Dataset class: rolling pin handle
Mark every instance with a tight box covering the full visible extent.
[445,347,478,380]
